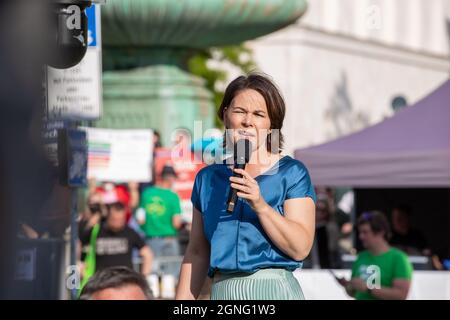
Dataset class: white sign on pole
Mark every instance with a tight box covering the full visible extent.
[47,5,102,120]
[84,128,154,183]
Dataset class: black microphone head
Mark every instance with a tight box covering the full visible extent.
[234,139,252,165]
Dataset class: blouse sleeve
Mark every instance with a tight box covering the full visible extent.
[191,171,202,212]
[285,161,316,202]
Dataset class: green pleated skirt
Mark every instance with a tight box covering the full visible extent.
[210,268,304,300]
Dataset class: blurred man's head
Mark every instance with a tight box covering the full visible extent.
[159,165,177,189]
[357,211,391,250]
[79,266,152,300]
[153,130,161,148]
[315,196,330,224]
[391,205,412,234]
[106,202,127,232]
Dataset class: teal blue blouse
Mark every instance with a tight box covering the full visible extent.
[191,155,316,277]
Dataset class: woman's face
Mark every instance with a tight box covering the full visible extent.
[224,89,271,152]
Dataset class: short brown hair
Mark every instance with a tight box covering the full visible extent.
[217,72,286,153]
[357,211,392,241]
[79,266,152,300]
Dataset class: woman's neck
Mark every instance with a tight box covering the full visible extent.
[246,149,281,177]
[249,149,270,166]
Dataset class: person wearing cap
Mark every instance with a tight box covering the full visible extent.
[135,164,183,277]
[93,181,134,223]
[79,194,153,281]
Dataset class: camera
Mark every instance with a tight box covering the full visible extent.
[47,0,105,69]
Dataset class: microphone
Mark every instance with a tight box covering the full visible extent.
[226,139,252,213]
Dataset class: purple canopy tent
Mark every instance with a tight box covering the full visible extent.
[294,79,450,187]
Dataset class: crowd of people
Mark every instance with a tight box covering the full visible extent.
[72,177,445,300]
[77,162,185,290]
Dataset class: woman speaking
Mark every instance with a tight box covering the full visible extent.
[176,73,316,300]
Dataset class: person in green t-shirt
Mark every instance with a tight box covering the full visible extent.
[336,211,413,300]
[135,165,182,276]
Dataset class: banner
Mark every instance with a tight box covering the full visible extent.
[85,128,153,183]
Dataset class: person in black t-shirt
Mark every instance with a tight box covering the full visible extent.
[80,202,153,275]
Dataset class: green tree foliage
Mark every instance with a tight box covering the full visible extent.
[188,45,257,128]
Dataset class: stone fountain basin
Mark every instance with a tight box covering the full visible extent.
[102,0,307,48]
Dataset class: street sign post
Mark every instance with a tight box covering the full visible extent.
[47,4,102,121]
